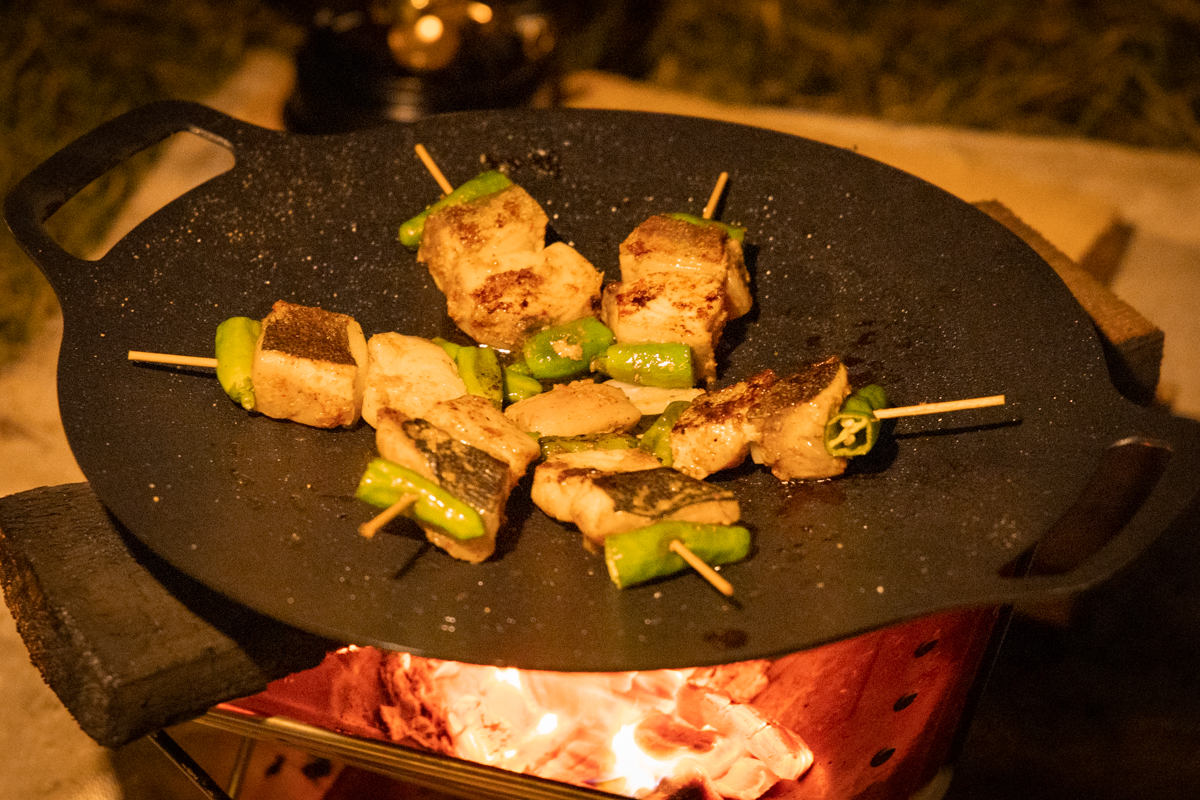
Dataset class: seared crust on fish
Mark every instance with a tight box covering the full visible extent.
[619,215,752,320]
[670,370,778,479]
[601,271,727,384]
[417,185,603,350]
[251,300,367,428]
[751,356,851,481]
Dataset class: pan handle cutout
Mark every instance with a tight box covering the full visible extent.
[4,100,242,275]
[1002,437,1170,579]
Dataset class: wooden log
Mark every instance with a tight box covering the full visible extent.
[0,483,334,748]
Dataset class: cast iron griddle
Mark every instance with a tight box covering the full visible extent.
[8,102,1200,671]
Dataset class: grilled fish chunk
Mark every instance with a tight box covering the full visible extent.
[600,271,727,384]
[572,468,741,544]
[250,300,368,428]
[504,379,642,438]
[751,356,851,481]
[375,409,511,563]
[362,333,467,428]
[670,370,778,479]
[533,453,740,545]
[619,215,753,320]
[444,242,603,350]
[417,184,548,293]
[422,394,541,487]
[531,448,663,527]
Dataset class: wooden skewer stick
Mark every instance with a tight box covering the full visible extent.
[128,350,218,369]
[414,143,454,195]
[669,539,734,596]
[359,495,419,539]
[702,171,729,220]
[873,394,1006,420]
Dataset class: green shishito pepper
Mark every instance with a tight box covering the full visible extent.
[824,384,888,458]
[604,520,751,589]
[455,344,503,406]
[431,336,461,359]
[521,317,615,380]
[215,316,262,411]
[355,457,485,541]
[539,432,637,458]
[504,363,543,404]
[592,342,695,389]
[638,400,691,466]
[663,212,746,243]
[399,170,513,249]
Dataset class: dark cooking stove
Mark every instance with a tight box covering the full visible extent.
[4,100,1200,799]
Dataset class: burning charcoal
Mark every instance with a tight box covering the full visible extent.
[633,710,719,758]
[710,758,780,800]
[676,683,814,781]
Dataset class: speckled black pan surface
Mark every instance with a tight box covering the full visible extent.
[8,101,1200,671]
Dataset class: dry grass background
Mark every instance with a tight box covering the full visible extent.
[3,0,1199,363]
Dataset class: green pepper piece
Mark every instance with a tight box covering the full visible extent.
[592,343,695,389]
[521,317,616,380]
[214,316,262,411]
[663,212,746,243]
[604,520,751,589]
[504,366,543,405]
[355,457,486,541]
[637,400,691,466]
[456,345,503,406]
[431,336,461,360]
[399,170,514,248]
[824,384,888,458]
[539,432,638,458]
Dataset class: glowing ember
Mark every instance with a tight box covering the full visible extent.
[368,654,812,799]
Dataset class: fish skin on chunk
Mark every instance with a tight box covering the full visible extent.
[375,410,511,563]
[531,448,662,528]
[250,300,367,428]
[422,394,541,488]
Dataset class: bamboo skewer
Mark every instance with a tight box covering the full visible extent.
[359,495,419,539]
[873,394,1006,419]
[128,350,218,369]
[670,539,735,596]
[414,144,454,195]
[702,171,729,220]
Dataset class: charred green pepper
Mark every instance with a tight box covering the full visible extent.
[214,316,261,411]
[604,520,751,589]
[455,344,503,406]
[824,384,888,457]
[539,432,638,458]
[637,400,691,466]
[503,363,543,404]
[399,170,513,249]
[521,317,615,380]
[355,457,485,541]
[592,343,695,389]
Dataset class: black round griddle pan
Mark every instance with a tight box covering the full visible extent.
[7,101,1200,671]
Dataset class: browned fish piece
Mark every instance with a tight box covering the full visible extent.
[619,214,752,320]
[600,271,728,384]
[375,409,511,563]
[750,356,851,481]
[251,300,367,428]
[669,370,779,479]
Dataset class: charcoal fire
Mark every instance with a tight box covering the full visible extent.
[353,648,813,799]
